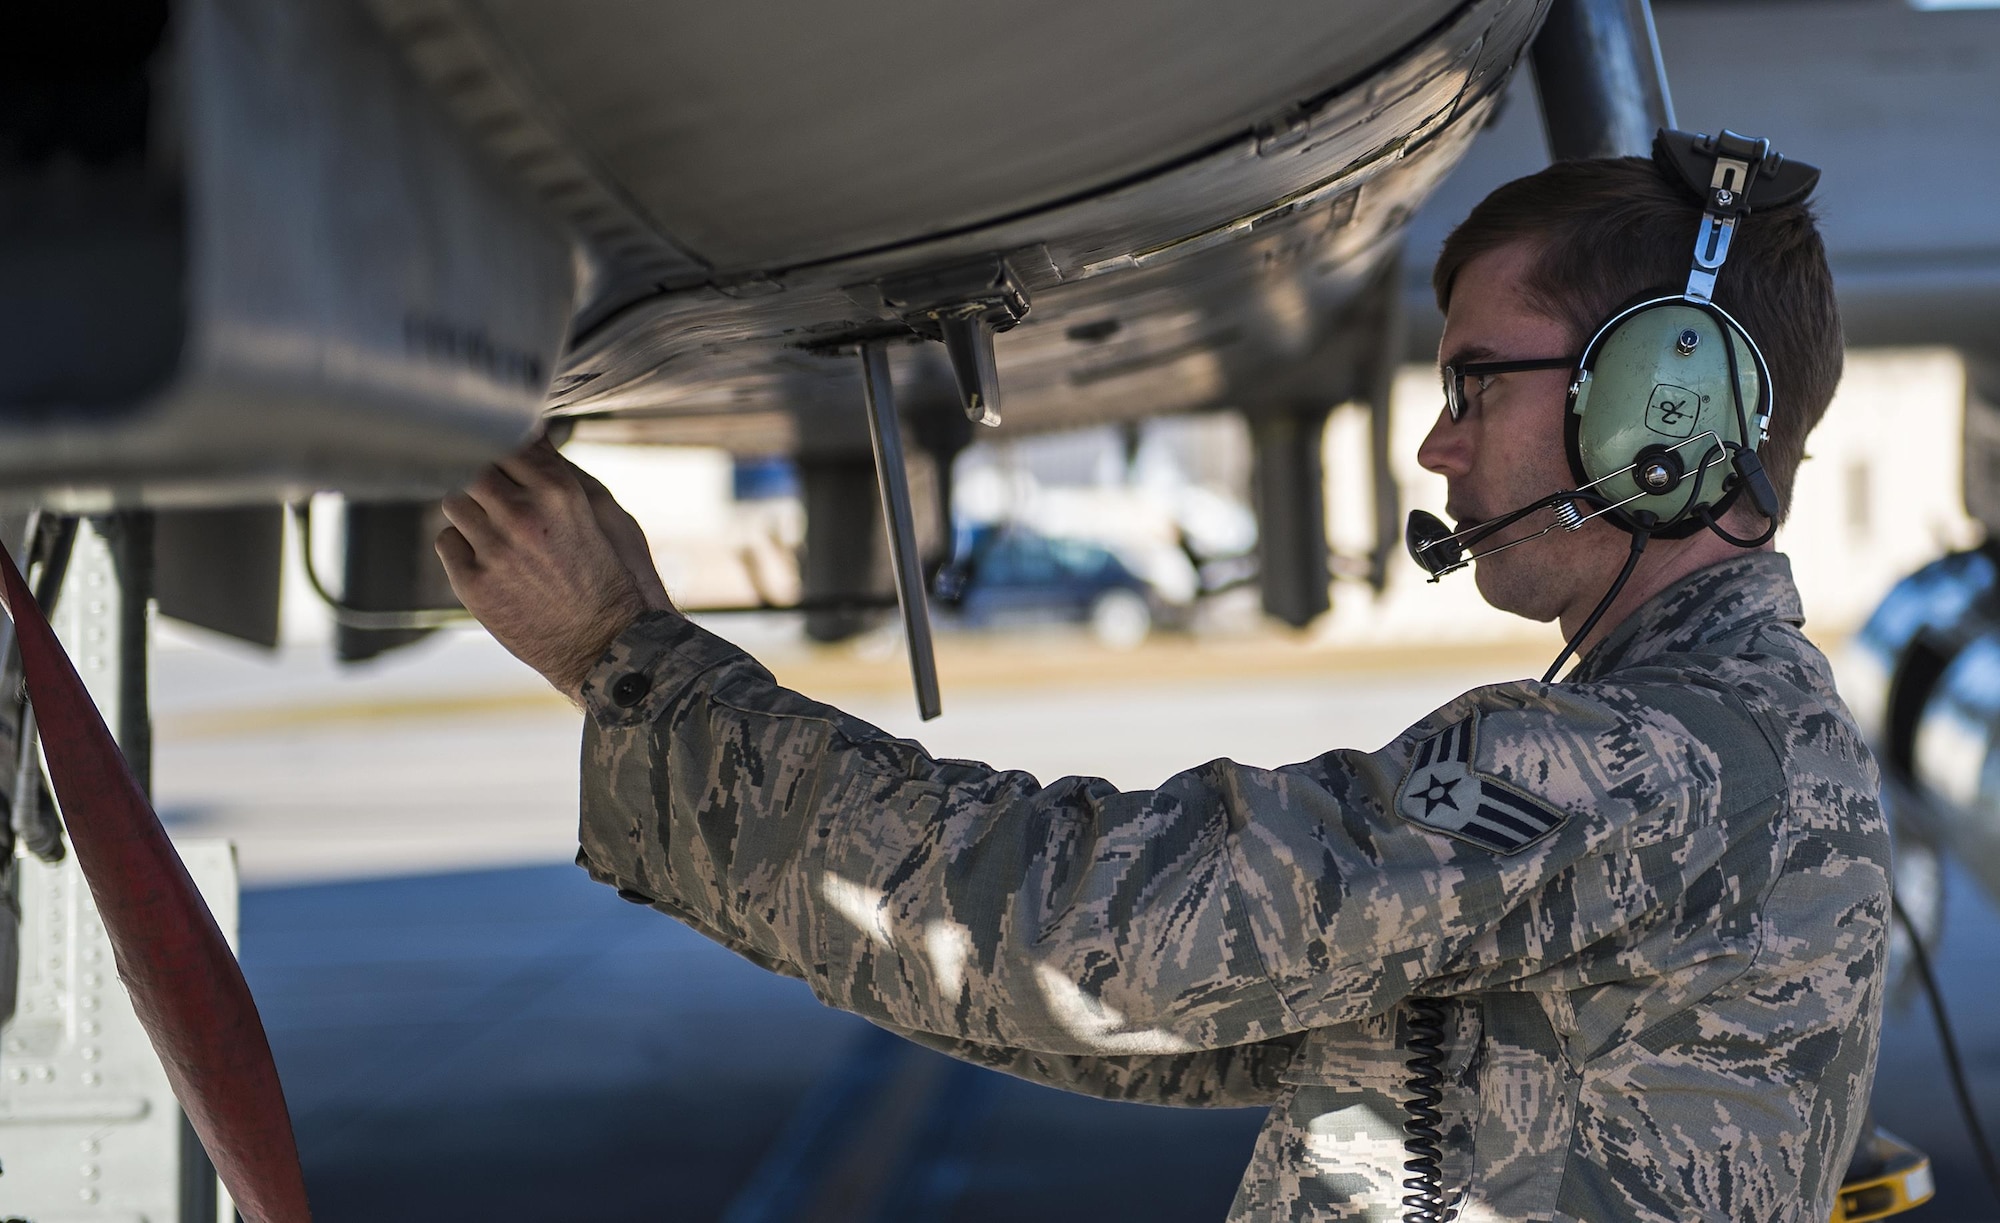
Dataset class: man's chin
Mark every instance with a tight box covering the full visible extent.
[1471,555,1562,624]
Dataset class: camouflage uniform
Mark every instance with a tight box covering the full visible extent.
[576,552,1887,1222]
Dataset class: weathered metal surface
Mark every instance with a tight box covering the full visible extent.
[0,0,574,505]
[547,0,1545,452]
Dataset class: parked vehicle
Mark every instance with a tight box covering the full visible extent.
[934,525,1156,648]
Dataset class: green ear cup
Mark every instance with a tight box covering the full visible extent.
[1566,301,1762,531]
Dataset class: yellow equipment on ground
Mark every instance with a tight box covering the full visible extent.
[1832,1129,1936,1222]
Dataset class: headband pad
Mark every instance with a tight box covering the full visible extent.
[1653,129,1820,213]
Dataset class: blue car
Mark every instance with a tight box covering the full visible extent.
[934,525,1156,648]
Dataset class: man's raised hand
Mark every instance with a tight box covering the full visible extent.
[437,435,673,704]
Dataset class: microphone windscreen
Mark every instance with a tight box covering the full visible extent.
[1406,510,1461,577]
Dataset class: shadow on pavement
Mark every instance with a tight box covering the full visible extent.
[242,863,1261,1222]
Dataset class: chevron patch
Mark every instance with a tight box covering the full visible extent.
[1397,712,1569,854]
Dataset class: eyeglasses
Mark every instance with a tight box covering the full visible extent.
[1441,356,1579,421]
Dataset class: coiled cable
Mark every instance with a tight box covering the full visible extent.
[1402,996,1457,1223]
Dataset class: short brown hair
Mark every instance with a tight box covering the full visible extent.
[1433,156,1841,522]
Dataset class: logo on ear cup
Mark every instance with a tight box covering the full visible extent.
[1644,383,1702,437]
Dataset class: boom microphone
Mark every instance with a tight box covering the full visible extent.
[1406,425,1749,583]
[1404,494,1588,581]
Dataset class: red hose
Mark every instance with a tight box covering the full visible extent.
[0,541,311,1222]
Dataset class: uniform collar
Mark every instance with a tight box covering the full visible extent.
[1568,551,1803,682]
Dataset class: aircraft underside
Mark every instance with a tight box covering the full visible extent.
[1,0,1566,643]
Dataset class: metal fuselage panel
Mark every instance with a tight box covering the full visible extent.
[468,0,1473,275]
[491,0,1547,453]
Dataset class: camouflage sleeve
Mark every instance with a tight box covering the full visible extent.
[582,843,1298,1105]
[579,847,809,982]
[576,612,1774,1059]
[883,1024,1303,1109]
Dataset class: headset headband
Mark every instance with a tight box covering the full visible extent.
[1652,129,1821,303]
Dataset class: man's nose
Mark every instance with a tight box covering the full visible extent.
[1417,407,1471,478]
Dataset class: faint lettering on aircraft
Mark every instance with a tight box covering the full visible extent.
[403,314,546,390]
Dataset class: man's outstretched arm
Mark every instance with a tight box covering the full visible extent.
[437,439,1309,1082]
[563,608,1727,1059]
[443,441,1725,1061]
[570,607,1307,1056]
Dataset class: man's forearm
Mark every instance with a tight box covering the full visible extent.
[574,613,1303,1058]
[576,846,808,983]
[576,610,828,973]
[886,1024,1299,1110]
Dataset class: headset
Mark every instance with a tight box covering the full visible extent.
[1406,129,1821,684]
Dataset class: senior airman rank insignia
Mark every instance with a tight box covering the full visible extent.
[1397,711,1569,854]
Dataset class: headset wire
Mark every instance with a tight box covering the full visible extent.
[1540,529,1650,684]
[1694,498,1776,549]
[1702,301,1780,548]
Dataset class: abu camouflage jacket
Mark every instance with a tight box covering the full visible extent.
[576,552,1888,1221]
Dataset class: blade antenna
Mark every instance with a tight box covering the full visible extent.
[858,342,943,720]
